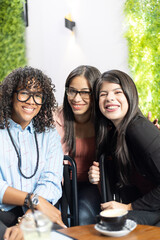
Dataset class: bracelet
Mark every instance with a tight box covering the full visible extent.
[24,192,32,206]
[17,215,25,224]
[17,214,31,225]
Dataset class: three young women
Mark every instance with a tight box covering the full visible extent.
[89,69,160,226]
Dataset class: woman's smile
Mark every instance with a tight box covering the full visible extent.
[99,81,128,127]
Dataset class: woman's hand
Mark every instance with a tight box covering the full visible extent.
[153,119,160,129]
[88,161,100,184]
[35,196,67,228]
[3,226,24,240]
[147,111,160,129]
[101,201,132,211]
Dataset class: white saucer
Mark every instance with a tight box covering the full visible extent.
[94,219,137,237]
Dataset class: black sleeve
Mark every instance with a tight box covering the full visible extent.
[126,116,160,210]
[132,185,160,210]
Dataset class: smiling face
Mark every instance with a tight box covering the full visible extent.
[99,81,129,127]
[11,86,42,129]
[67,76,92,122]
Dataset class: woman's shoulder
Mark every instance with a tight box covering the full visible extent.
[126,114,160,145]
[53,106,64,126]
[127,114,159,132]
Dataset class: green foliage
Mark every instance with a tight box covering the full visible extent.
[0,0,27,82]
[124,0,160,120]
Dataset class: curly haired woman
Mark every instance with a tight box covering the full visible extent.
[0,66,66,234]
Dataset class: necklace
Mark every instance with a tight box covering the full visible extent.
[7,127,39,179]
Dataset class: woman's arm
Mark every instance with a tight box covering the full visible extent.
[126,116,160,210]
[34,129,63,205]
[131,185,160,211]
[2,187,66,228]
[2,187,27,206]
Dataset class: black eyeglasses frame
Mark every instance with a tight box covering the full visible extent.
[65,87,92,99]
[14,89,46,105]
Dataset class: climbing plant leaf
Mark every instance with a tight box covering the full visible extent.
[0,0,27,82]
[124,0,160,120]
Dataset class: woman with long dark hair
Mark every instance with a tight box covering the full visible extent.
[55,65,102,225]
[89,69,160,225]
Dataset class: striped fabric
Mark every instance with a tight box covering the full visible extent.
[0,119,63,211]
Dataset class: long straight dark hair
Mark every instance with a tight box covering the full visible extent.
[63,65,101,157]
[94,69,142,185]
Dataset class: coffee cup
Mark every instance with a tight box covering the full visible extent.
[99,209,128,231]
[20,211,53,240]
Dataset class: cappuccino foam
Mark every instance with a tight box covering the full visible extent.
[100,209,128,217]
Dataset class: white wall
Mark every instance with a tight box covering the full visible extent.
[26,0,129,104]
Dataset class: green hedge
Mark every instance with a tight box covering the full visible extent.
[124,0,160,120]
[0,0,27,82]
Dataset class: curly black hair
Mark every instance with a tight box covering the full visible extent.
[0,66,57,132]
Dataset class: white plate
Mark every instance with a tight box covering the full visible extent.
[94,219,137,237]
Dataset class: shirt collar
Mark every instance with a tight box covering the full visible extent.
[9,119,34,134]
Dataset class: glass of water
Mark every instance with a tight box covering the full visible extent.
[20,211,53,240]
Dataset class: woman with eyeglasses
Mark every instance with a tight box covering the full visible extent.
[88,69,160,226]
[54,65,102,225]
[0,66,66,235]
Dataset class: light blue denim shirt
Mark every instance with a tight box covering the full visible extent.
[0,119,63,211]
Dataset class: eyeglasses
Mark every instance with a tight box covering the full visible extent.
[15,89,46,105]
[65,87,92,99]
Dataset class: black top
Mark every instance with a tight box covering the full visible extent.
[126,115,160,210]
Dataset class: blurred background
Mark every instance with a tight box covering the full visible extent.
[0,0,160,119]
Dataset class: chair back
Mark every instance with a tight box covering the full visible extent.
[60,155,79,227]
[99,154,113,203]
[99,154,107,203]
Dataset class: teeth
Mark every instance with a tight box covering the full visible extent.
[23,107,34,112]
[107,106,118,109]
